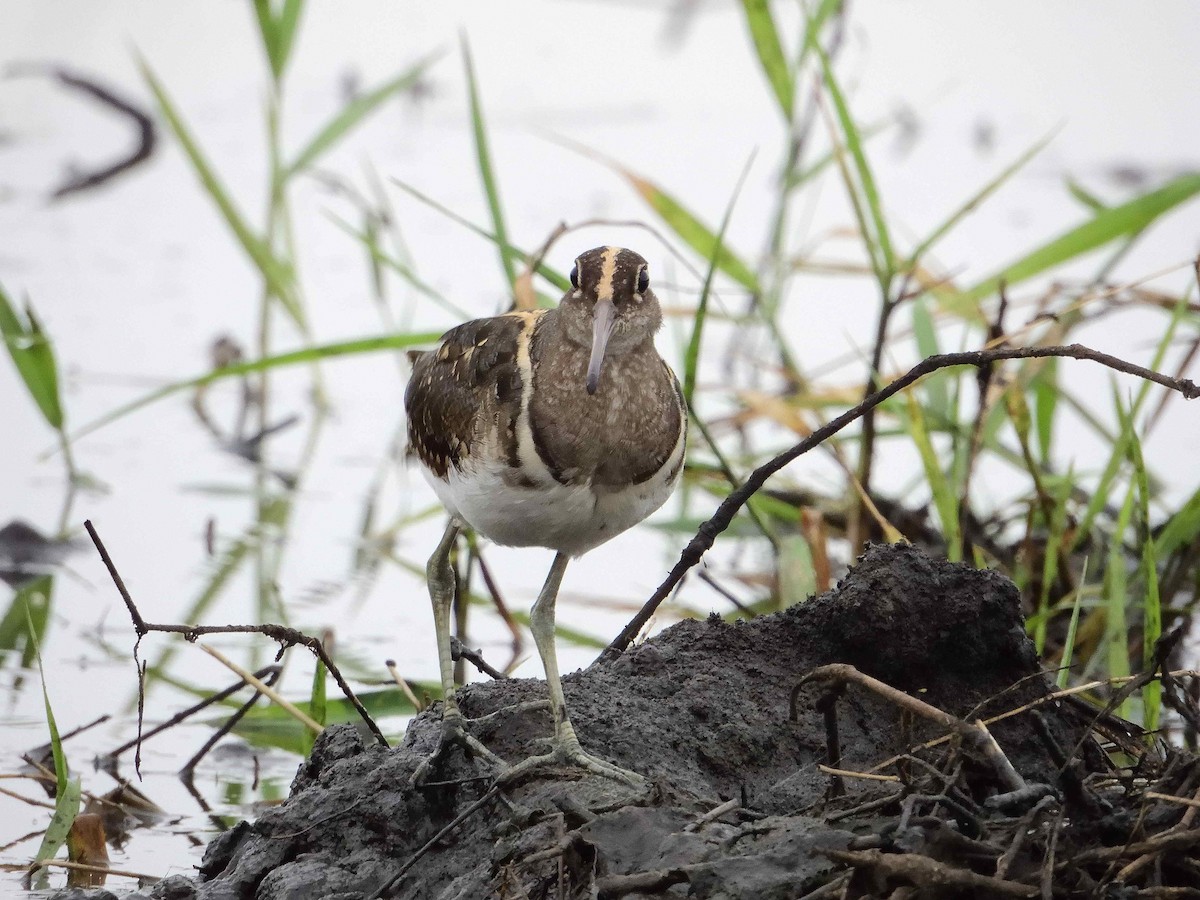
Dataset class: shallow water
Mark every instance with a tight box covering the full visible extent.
[2,1,1199,894]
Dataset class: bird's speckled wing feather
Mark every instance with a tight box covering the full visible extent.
[405,312,541,477]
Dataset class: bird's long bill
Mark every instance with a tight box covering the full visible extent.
[586,296,616,395]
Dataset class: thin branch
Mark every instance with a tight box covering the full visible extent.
[793,663,1026,793]
[84,519,389,747]
[602,343,1198,659]
[368,786,502,899]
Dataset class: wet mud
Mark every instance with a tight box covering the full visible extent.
[59,544,1200,899]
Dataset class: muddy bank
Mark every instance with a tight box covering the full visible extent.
[60,544,1198,899]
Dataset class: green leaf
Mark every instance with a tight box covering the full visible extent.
[910,297,947,422]
[1032,359,1059,463]
[25,600,81,866]
[461,36,515,289]
[908,129,1056,270]
[69,331,441,446]
[288,54,440,176]
[739,0,794,119]
[1065,178,1108,213]
[683,158,753,408]
[964,172,1200,301]
[390,178,570,292]
[33,777,81,868]
[327,213,471,318]
[1103,478,1136,718]
[253,0,306,81]
[903,391,961,561]
[138,56,303,326]
[621,169,760,293]
[301,656,328,756]
[1156,486,1200,560]
[229,686,426,754]
[1057,556,1089,690]
[814,41,894,287]
[0,575,53,669]
[1117,397,1161,734]
[778,534,816,605]
[0,286,64,429]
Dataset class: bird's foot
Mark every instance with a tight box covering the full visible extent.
[498,722,644,787]
[409,710,509,787]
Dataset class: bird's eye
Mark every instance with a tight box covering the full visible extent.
[569,264,579,289]
[637,268,649,294]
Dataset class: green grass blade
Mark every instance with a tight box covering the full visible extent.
[24,601,80,866]
[964,172,1200,301]
[461,36,515,289]
[908,129,1056,269]
[1155,485,1200,559]
[683,158,753,407]
[739,0,794,120]
[33,777,80,870]
[910,296,948,421]
[621,168,760,293]
[1057,555,1089,690]
[68,331,440,445]
[390,178,570,291]
[301,656,328,756]
[138,56,302,325]
[0,575,53,668]
[252,0,305,81]
[288,54,439,177]
[1118,397,1162,733]
[903,391,961,561]
[1103,479,1136,718]
[814,42,894,285]
[252,0,280,76]
[1034,475,1072,654]
[327,213,471,318]
[1065,177,1108,213]
[0,287,64,429]
[1032,359,1059,463]
[273,0,305,79]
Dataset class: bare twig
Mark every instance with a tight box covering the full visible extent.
[450,636,507,681]
[368,786,502,899]
[603,342,1197,659]
[793,663,1025,793]
[384,659,425,712]
[104,665,280,761]
[5,64,156,199]
[31,858,158,882]
[821,848,1038,897]
[685,797,741,832]
[84,519,389,748]
[179,666,282,779]
[818,765,900,783]
[595,867,691,899]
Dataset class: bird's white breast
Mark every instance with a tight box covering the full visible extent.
[419,417,684,558]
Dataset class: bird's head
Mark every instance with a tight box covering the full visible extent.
[559,246,662,395]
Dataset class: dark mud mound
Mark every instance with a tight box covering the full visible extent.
[90,544,1199,899]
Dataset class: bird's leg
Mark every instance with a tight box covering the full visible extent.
[411,519,507,785]
[501,552,644,786]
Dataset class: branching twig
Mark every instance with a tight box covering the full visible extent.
[793,663,1026,793]
[602,343,1197,660]
[84,519,389,748]
[822,848,1038,897]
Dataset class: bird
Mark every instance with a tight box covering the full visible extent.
[404,245,687,784]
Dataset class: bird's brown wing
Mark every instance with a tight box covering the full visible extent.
[404,312,539,477]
